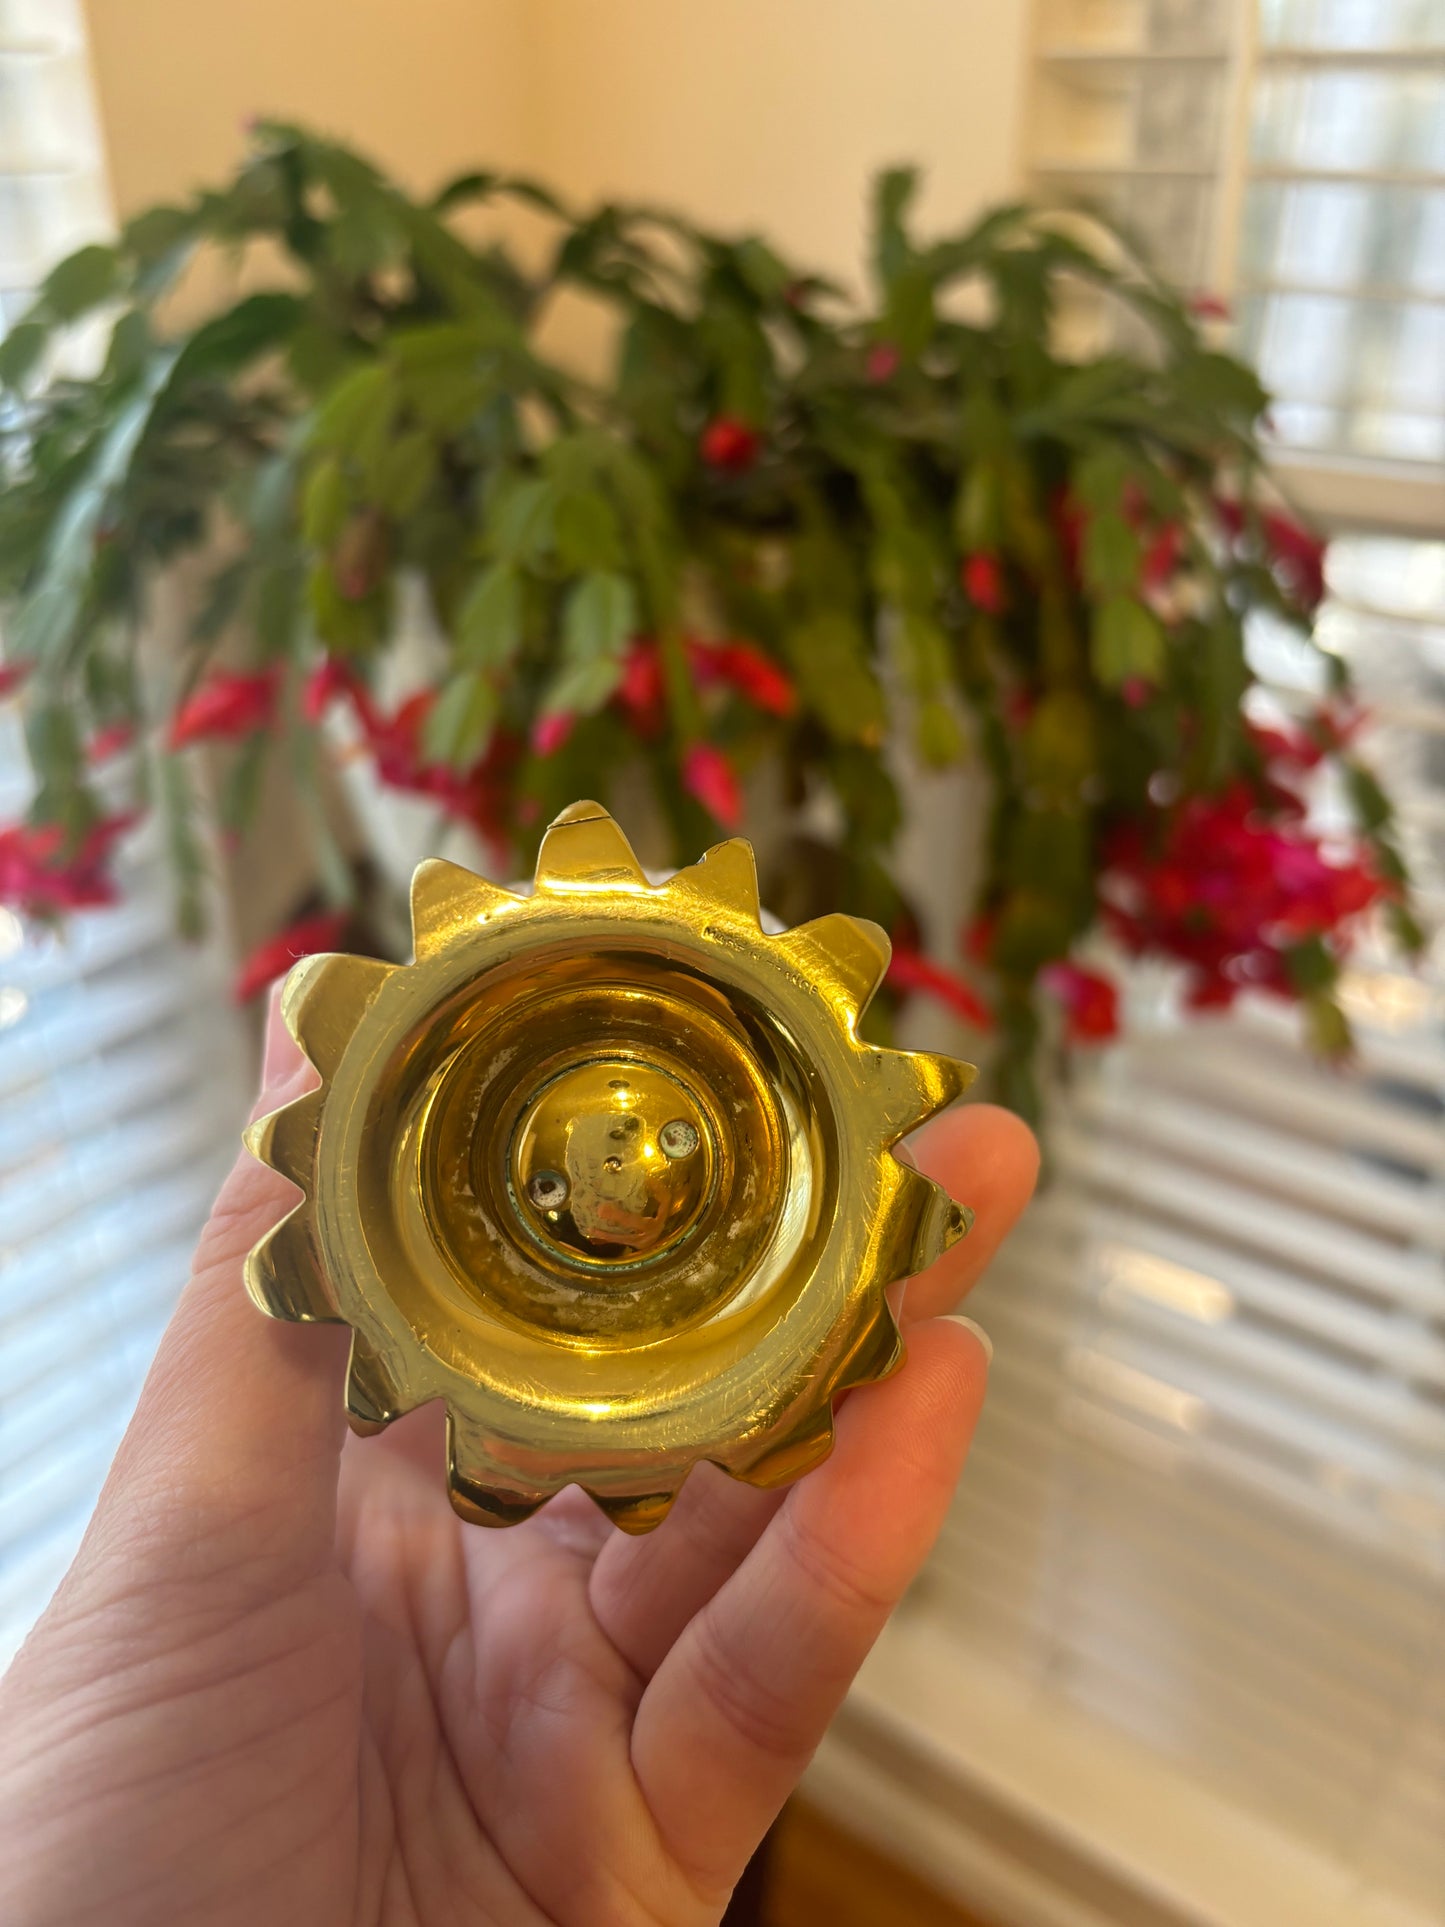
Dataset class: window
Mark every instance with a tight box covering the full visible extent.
[0,2,248,1667]
[813,8,1445,1924]
[1241,1,1445,471]
[0,1,110,339]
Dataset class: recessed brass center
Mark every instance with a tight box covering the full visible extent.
[508,1057,716,1266]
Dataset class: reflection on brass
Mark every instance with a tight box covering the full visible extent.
[243,801,976,1532]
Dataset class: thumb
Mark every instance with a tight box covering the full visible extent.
[76,987,350,1604]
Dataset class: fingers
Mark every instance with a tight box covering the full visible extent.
[588,1104,1034,1681]
[588,1465,785,1680]
[631,1317,987,1896]
[80,989,349,1598]
[898,1102,1038,1325]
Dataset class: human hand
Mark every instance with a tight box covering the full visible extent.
[0,992,1036,1926]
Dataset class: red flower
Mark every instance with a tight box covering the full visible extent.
[1120,676,1154,711]
[1052,488,1087,580]
[682,743,742,829]
[866,341,901,383]
[1215,499,1328,613]
[695,639,798,718]
[0,661,31,700]
[962,911,997,964]
[1262,510,1328,613]
[87,721,135,763]
[1141,520,1185,592]
[1310,699,1365,760]
[616,640,667,732]
[1041,960,1120,1044]
[700,416,762,474]
[1213,494,1245,540]
[169,668,278,748]
[1189,293,1232,322]
[0,813,136,918]
[1185,971,1238,1011]
[531,711,574,757]
[234,909,348,1004]
[357,689,519,867]
[1102,782,1383,1009]
[887,947,993,1030]
[960,552,1007,616]
[303,655,378,733]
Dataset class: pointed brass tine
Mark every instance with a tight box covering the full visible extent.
[244,1206,338,1324]
[892,1160,973,1273]
[242,1088,323,1189]
[345,1333,409,1436]
[445,1411,546,1528]
[836,1305,906,1393]
[410,856,518,961]
[861,1045,978,1147]
[736,1405,837,1489]
[668,836,762,921]
[532,799,650,895]
[282,952,397,1080]
[589,1488,679,1535]
[777,913,891,1022]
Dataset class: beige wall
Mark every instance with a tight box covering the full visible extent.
[83,0,534,211]
[81,0,1027,959]
[527,0,1030,286]
[84,0,1030,280]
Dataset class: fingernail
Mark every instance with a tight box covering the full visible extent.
[948,1314,993,1366]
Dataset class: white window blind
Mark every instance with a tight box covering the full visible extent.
[809,8,1445,1925]
[0,6,248,1668]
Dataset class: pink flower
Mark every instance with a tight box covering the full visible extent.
[960,552,1007,616]
[169,668,278,748]
[1189,293,1231,322]
[699,416,762,474]
[682,743,743,829]
[234,909,349,1004]
[531,711,574,757]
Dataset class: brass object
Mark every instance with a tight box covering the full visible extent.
[244,801,976,1532]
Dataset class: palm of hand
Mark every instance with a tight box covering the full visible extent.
[0,1010,1034,1927]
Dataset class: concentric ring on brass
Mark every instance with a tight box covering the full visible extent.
[374,952,801,1346]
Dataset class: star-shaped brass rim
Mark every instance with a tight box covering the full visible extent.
[244,801,976,1532]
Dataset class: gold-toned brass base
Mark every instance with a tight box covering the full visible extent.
[244,802,976,1531]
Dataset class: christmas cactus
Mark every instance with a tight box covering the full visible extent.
[0,124,1419,1115]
